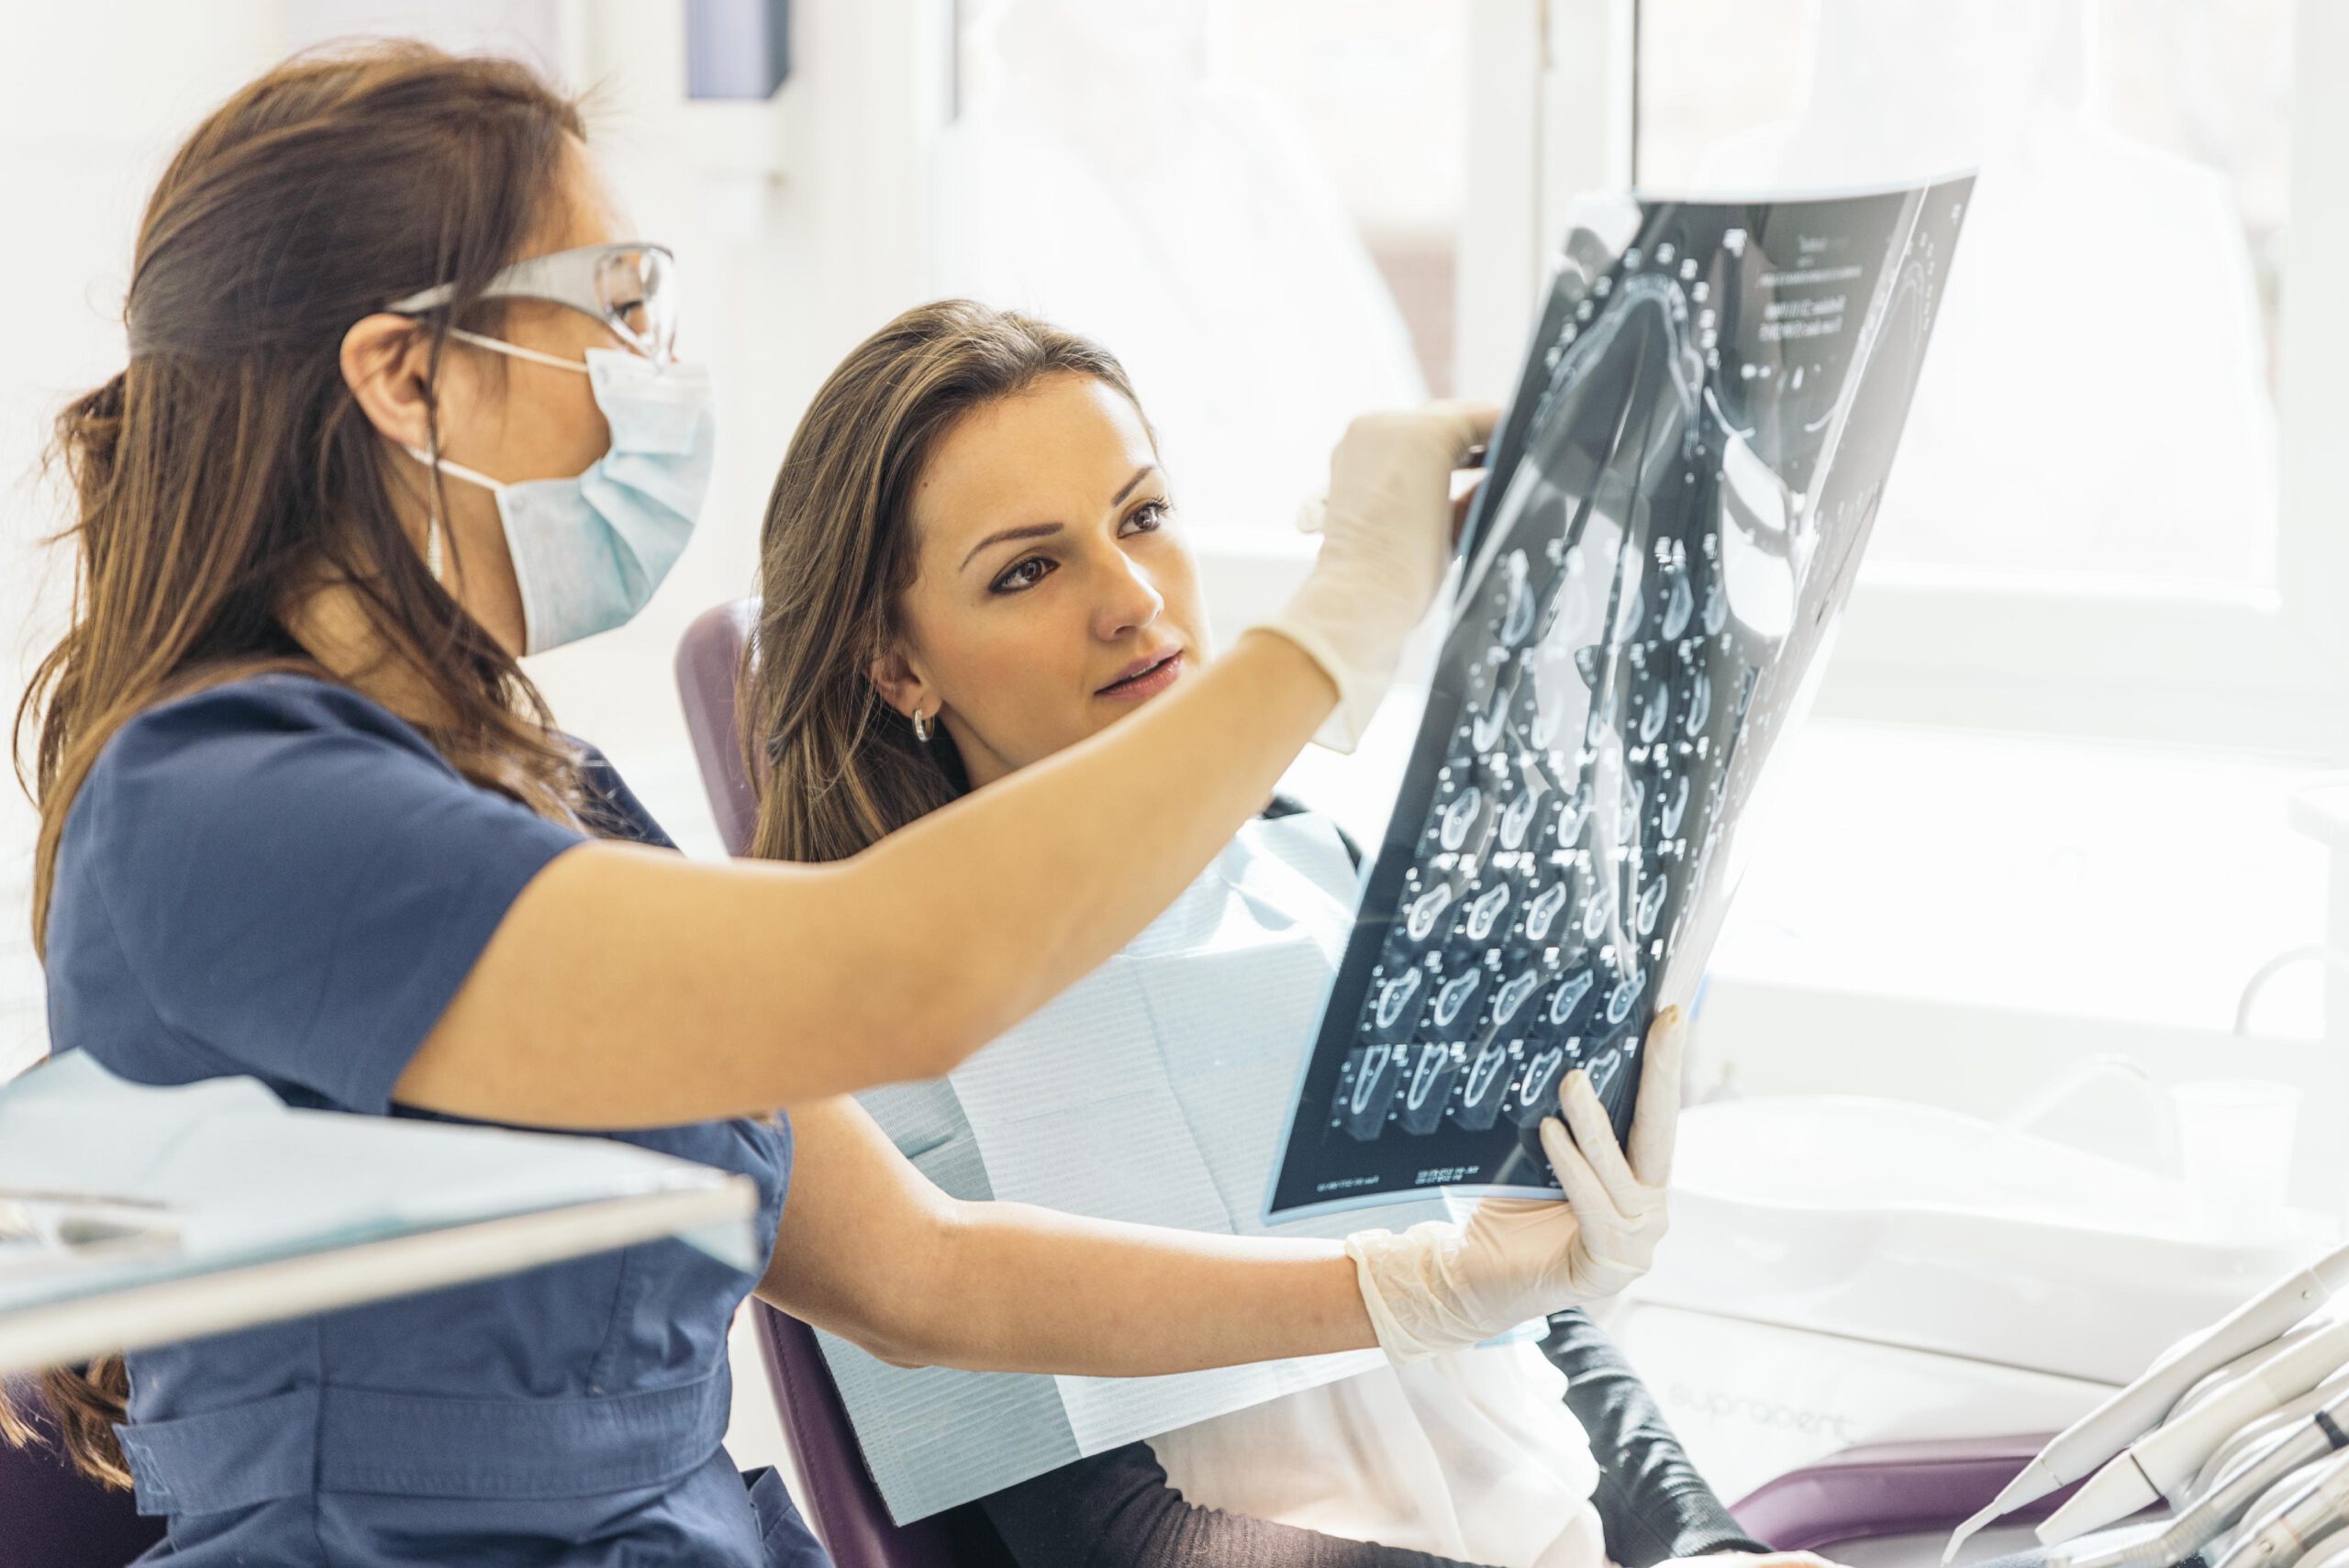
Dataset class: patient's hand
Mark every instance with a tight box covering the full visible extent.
[1342,1006,1685,1360]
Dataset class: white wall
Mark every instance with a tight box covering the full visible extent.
[0,0,953,1074]
[528,0,950,855]
[0,4,297,1076]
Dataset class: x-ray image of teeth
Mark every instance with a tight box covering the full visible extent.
[1338,1044,1404,1140]
[1268,175,1967,1218]
[1499,784,1543,851]
[1470,660,1525,754]
[1456,1040,1513,1131]
[1548,968,1596,1029]
[1635,874,1669,937]
[1685,672,1712,736]
[1462,884,1512,943]
[1499,550,1539,645]
[1637,684,1668,744]
[1605,970,1647,1026]
[1431,970,1483,1031]
[1352,1046,1396,1110]
[1525,883,1569,942]
[1660,556,1694,639]
[1405,884,1455,943]
[1491,970,1542,1029]
[1659,774,1691,840]
[1579,891,1611,942]
[1586,1049,1625,1100]
[1472,702,1511,756]
[1399,1043,1459,1135]
[1439,785,1484,851]
[1700,572,1728,637]
[1555,788,1591,849]
[1508,1045,1572,1129]
[1373,967,1422,1031]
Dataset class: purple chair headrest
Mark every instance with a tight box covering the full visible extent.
[675,598,762,857]
[675,602,961,1568]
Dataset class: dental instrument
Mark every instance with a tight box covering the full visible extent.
[2197,1374,2349,1505]
[2177,1323,2337,1423]
[2212,1461,2331,1564]
[2040,1318,2349,1543]
[2210,1451,2349,1568]
[2047,1386,2349,1568]
[1944,1242,2349,1562]
[2211,1458,2332,1562]
[2290,1531,2349,1568]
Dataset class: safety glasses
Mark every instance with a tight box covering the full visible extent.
[386,242,678,363]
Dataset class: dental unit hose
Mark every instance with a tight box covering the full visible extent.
[2196,1374,2349,1506]
[2178,1326,2338,1426]
[2053,1389,2349,1568]
[2041,1318,2349,1543]
[2220,1461,2333,1564]
[1946,1242,2349,1563]
[2289,1532,2349,1568]
[2210,1450,2349,1568]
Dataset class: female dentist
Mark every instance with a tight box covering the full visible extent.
[8,42,1674,1568]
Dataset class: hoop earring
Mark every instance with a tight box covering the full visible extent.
[911,708,931,744]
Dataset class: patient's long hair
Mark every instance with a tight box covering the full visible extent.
[6,40,587,1490]
[746,301,1149,863]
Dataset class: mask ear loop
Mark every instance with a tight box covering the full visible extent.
[417,328,449,585]
[421,436,448,584]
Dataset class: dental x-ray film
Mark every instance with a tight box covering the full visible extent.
[1267,176,1971,1218]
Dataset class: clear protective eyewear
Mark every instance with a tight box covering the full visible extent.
[385,241,678,363]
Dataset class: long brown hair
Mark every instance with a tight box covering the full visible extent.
[6,40,590,1487]
[745,300,1149,865]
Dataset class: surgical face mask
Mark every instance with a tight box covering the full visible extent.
[409,331,716,654]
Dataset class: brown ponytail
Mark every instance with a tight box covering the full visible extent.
[0,1359,130,1488]
[7,39,591,1487]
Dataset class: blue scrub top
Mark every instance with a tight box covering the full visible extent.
[42,673,827,1568]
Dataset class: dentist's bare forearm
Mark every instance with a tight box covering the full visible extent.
[393,632,1338,1128]
[891,1199,1377,1375]
[842,629,1340,1074]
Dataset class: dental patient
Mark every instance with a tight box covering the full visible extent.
[743,299,1798,1568]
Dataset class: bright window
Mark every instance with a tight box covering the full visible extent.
[937,0,1467,539]
[1635,0,2290,595]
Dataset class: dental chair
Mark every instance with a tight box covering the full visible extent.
[1733,1434,2069,1557]
[674,598,2050,1568]
[676,597,763,855]
[679,600,958,1568]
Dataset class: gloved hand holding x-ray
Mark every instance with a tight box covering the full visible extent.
[1268,175,1973,1218]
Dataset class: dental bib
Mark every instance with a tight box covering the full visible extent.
[821,813,1459,1523]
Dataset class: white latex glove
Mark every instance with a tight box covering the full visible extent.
[1258,400,1499,753]
[1343,1006,1686,1362]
